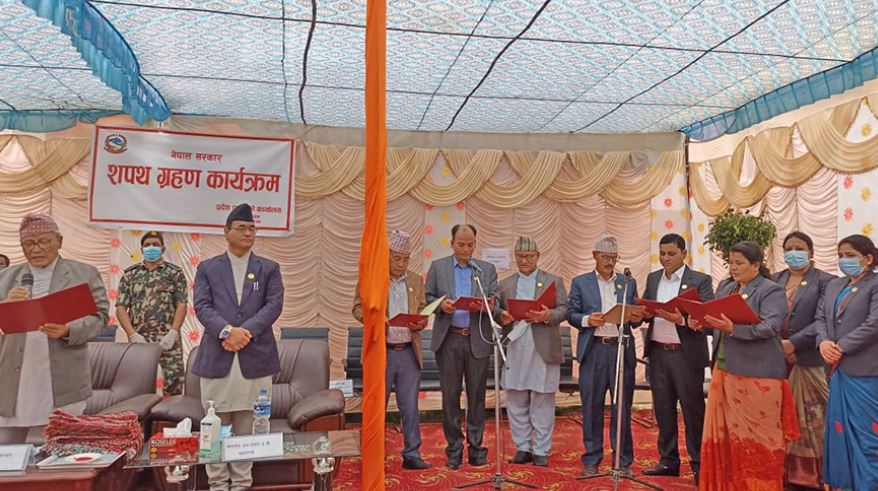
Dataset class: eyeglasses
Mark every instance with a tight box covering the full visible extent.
[231,225,257,233]
[515,253,539,261]
[596,254,619,262]
[21,237,55,252]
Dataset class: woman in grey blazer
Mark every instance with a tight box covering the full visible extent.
[815,234,878,491]
[690,241,797,490]
[771,231,834,489]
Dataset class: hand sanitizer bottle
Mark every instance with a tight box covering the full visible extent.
[199,400,221,460]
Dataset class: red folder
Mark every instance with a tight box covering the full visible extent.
[676,293,760,325]
[506,282,557,321]
[0,283,99,334]
[387,313,428,328]
[452,296,486,312]
[637,287,701,317]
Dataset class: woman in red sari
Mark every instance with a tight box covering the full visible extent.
[690,241,800,491]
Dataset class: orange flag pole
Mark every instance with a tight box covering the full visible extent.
[360,0,388,490]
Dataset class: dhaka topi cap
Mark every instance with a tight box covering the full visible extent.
[514,236,539,253]
[140,230,164,246]
[226,203,254,227]
[388,230,411,254]
[594,233,619,254]
[19,213,60,241]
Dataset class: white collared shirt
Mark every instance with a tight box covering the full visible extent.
[386,273,412,344]
[28,256,59,299]
[587,271,620,337]
[227,250,251,304]
[651,265,685,343]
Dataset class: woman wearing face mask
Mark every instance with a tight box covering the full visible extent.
[771,232,835,489]
[812,234,878,491]
[690,241,799,491]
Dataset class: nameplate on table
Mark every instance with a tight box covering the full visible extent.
[0,445,32,473]
[222,434,283,462]
[329,379,354,397]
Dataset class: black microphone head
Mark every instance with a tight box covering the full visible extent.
[623,267,631,277]
[21,273,34,288]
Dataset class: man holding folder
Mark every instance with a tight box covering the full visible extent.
[567,234,643,477]
[0,214,109,444]
[425,224,498,469]
[497,236,567,467]
[640,233,714,483]
[352,230,430,470]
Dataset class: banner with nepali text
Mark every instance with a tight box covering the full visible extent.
[89,127,295,236]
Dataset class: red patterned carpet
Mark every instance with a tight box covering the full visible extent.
[335,411,699,490]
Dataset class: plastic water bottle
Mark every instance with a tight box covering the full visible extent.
[252,388,271,434]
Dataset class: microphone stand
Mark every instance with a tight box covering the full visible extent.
[454,270,536,490]
[578,269,660,491]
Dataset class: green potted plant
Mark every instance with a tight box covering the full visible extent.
[704,208,777,263]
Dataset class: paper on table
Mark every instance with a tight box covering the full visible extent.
[676,293,760,325]
[602,304,646,325]
[505,282,557,321]
[636,287,700,317]
[387,295,445,327]
[0,283,99,334]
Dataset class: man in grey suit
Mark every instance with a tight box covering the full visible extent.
[640,234,714,483]
[425,224,498,469]
[192,203,284,491]
[0,214,109,443]
[497,236,567,468]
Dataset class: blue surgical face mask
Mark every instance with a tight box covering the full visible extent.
[784,250,810,270]
[838,257,864,277]
[142,245,162,262]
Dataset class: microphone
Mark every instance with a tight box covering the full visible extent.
[468,259,482,274]
[623,267,631,278]
[20,273,34,297]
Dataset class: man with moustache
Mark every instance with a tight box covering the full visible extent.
[497,236,568,467]
[640,233,714,484]
[425,224,499,469]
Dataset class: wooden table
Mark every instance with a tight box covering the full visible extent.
[0,457,135,491]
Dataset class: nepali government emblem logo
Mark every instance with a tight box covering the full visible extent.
[104,134,128,154]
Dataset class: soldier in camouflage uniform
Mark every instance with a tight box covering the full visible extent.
[116,231,188,395]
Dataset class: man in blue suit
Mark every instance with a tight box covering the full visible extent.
[567,234,643,478]
[192,203,284,491]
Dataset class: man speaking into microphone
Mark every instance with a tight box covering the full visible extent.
[0,214,109,444]
[567,234,644,478]
[425,224,499,469]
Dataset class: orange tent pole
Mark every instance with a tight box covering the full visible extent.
[360,0,388,490]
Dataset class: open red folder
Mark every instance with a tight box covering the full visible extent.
[636,287,701,317]
[452,296,487,312]
[388,296,445,328]
[505,282,557,321]
[0,283,99,335]
[676,293,761,325]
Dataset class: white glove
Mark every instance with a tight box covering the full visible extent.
[159,330,179,351]
[128,332,147,344]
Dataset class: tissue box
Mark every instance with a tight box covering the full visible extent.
[148,432,200,459]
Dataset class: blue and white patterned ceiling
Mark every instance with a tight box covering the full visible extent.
[2,0,878,136]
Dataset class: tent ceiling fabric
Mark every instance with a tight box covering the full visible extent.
[2,0,878,135]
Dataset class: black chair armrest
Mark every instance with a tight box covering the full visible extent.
[99,393,163,420]
[149,395,206,424]
[287,389,345,429]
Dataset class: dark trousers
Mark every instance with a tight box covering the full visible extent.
[579,340,635,467]
[649,344,705,472]
[386,346,423,460]
[436,332,490,461]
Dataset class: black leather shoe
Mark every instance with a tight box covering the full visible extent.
[582,464,599,476]
[468,455,488,466]
[508,451,533,464]
[693,470,700,485]
[532,454,548,467]
[447,459,461,470]
[642,463,680,477]
[402,457,431,470]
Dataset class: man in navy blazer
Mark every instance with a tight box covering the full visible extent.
[567,234,643,478]
[192,203,284,491]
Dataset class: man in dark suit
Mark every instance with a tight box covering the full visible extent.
[567,234,644,477]
[425,224,498,469]
[352,230,430,470]
[640,233,714,483]
[192,203,284,491]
